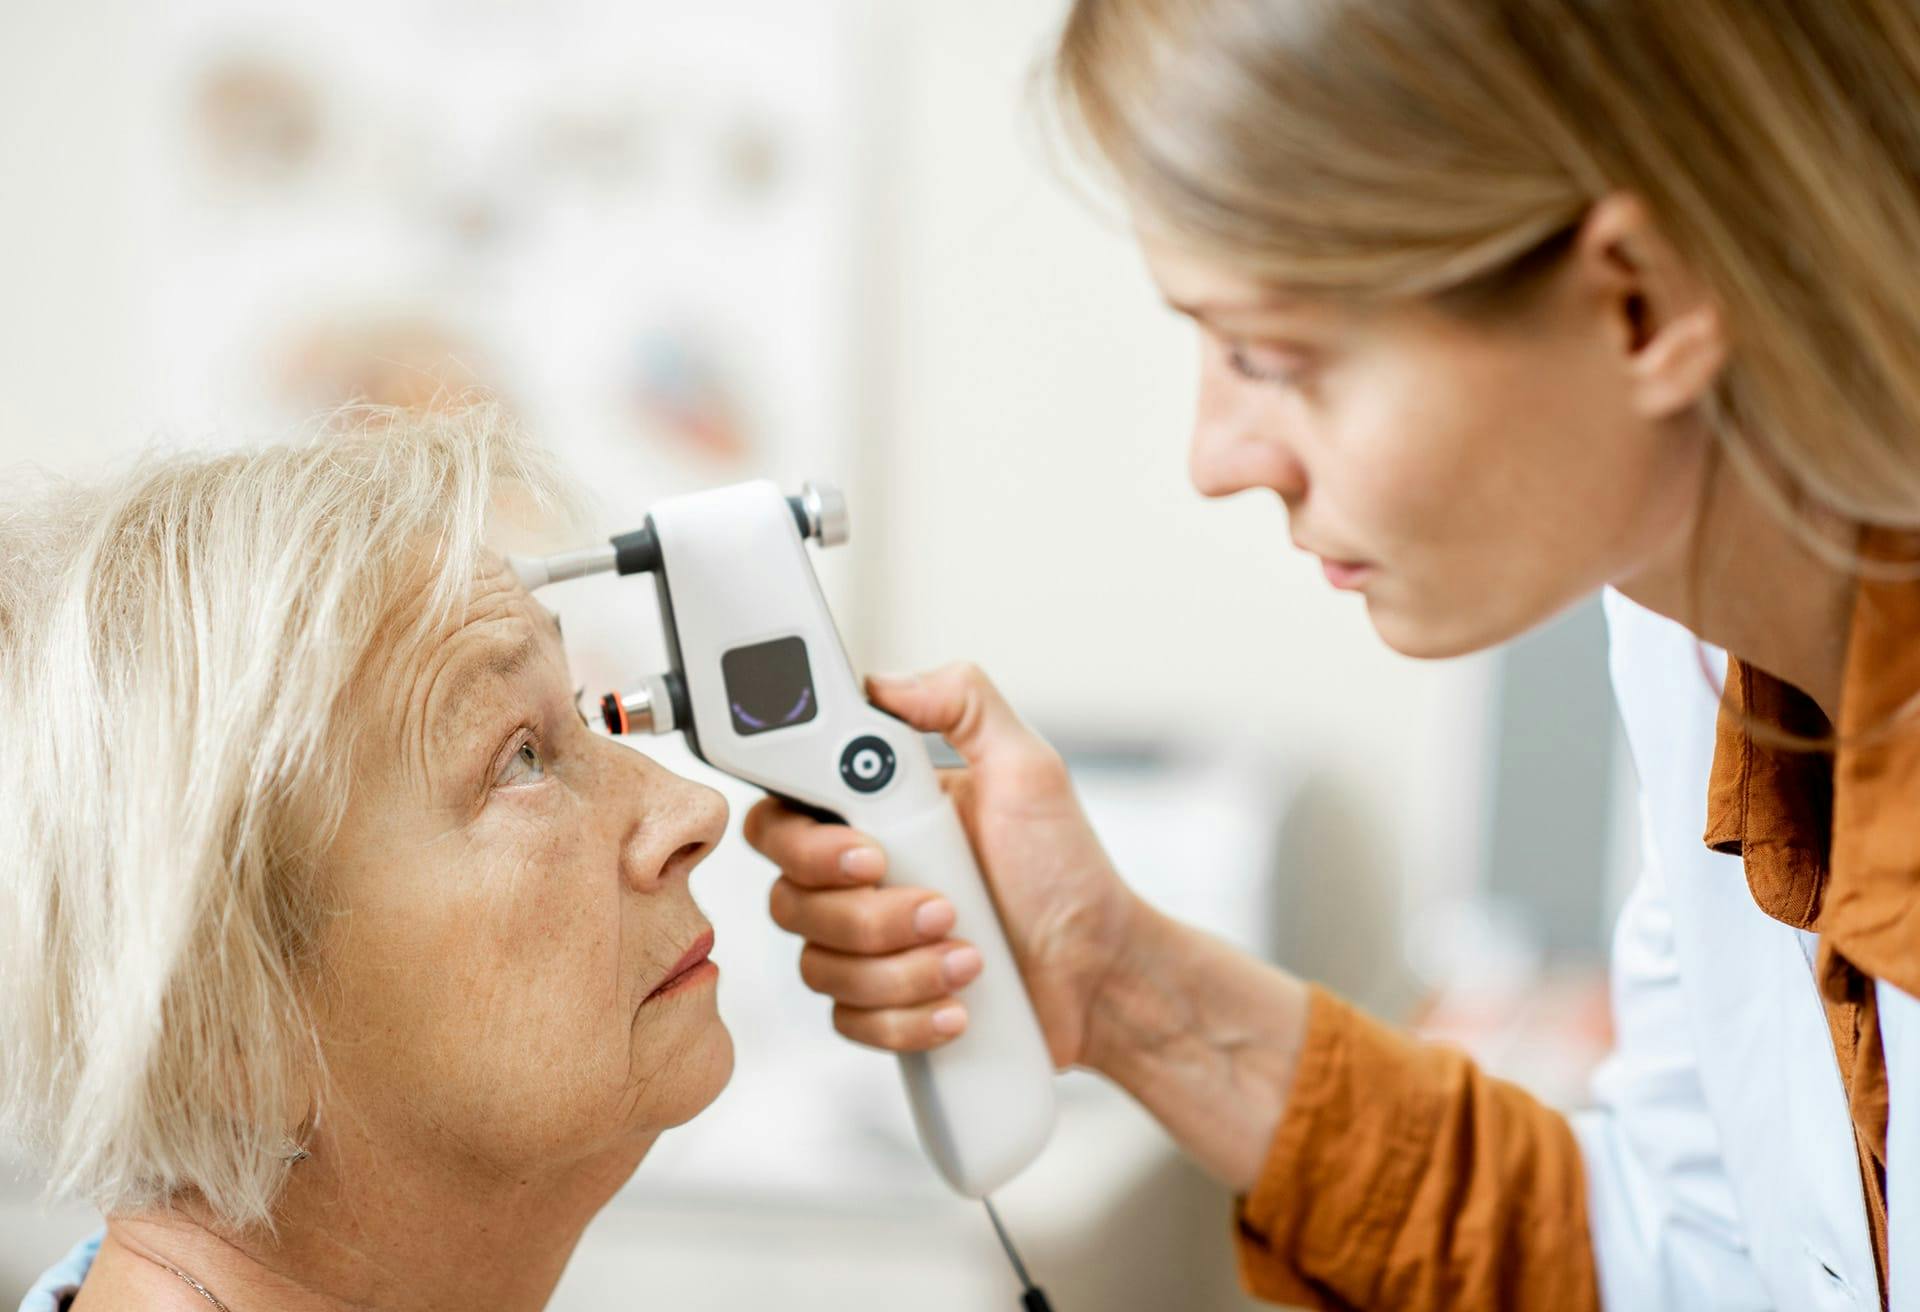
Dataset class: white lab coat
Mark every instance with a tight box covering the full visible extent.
[1577,590,1918,1310]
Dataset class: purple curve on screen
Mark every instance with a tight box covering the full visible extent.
[731,687,813,731]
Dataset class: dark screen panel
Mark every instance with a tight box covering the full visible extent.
[722,636,818,736]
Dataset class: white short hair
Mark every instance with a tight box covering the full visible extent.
[0,406,575,1227]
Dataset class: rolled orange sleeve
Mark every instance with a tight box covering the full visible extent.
[1234,986,1600,1311]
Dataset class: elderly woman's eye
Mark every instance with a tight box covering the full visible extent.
[496,735,548,788]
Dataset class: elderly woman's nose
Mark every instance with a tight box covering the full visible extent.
[618,776,729,892]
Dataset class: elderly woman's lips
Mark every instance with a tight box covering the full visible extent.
[645,928,717,1002]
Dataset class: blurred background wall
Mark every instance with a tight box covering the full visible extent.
[0,1,1632,1307]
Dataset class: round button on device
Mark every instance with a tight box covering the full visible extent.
[839,735,897,794]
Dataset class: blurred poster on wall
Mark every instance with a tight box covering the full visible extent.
[143,0,878,692]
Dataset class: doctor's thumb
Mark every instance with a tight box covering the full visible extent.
[865,663,1037,768]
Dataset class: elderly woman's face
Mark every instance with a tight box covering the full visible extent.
[314,556,732,1180]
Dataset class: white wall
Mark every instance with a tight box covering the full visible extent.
[0,0,143,474]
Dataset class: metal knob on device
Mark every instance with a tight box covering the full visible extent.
[598,673,683,736]
[791,481,849,547]
[600,689,657,736]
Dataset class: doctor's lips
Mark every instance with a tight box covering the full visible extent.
[1319,558,1374,590]
[645,928,717,1002]
[1295,537,1375,591]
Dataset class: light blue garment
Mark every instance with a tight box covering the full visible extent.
[17,1231,100,1312]
[1581,590,1890,1309]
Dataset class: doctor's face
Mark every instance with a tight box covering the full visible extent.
[1143,224,1715,659]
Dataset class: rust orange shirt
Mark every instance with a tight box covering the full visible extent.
[1234,569,1920,1309]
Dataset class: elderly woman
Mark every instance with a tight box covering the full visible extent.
[1,410,733,1311]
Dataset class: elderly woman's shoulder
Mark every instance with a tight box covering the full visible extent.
[16,1231,99,1312]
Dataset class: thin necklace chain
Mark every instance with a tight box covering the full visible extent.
[160,1260,235,1312]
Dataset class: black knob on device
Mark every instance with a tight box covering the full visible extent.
[610,525,661,575]
[839,736,897,794]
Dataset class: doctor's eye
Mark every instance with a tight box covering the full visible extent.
[1226,340,1307,387]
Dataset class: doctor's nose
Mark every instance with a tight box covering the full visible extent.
[1188,363,1308,503]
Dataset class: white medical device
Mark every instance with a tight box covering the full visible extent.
[510,479,1057,1203]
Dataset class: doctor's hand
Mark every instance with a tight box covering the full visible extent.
[743,663,1140,1069]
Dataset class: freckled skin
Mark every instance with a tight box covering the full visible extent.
[76,556,737,1312]
[317,557,733,1181]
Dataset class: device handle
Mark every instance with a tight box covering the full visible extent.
[862,799,1057,1197]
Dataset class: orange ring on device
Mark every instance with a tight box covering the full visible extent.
[600,691,629,735]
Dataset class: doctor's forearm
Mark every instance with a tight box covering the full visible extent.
[1085,902,1601,1310]
[1081,896,1312,1192]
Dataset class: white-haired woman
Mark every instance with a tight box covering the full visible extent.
[749,1,1920,1309]
[2,411,732,1311]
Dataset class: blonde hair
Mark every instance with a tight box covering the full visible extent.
[1053,0,1920,532]
[0,405,575,1228]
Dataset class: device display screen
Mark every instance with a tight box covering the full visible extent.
[722,636,819,736]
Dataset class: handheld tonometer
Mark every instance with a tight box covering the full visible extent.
[509,480,1058,1202]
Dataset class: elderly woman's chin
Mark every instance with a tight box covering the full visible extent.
[626,978,736,1136]
[379,985,737,1193]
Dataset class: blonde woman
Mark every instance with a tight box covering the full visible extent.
[3,411,733,1311]
[748,2,1920,1308]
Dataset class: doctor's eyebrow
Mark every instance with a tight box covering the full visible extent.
[1162,290,1303,322]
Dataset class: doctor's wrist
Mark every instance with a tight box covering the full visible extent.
[1077,895,1311,1191]
[1076,888,1167,1080]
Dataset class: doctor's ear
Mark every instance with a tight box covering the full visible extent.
[1573,194,1729,420]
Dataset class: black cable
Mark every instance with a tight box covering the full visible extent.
[983,1196,1054,1311]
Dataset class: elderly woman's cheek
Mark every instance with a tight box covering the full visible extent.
[470,797,623,1019]
[427,803,627,1093]
[495,818,729,1140]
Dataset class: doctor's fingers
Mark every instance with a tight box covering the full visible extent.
[833,999,971,1053]
[744,796,887,888]
[798,939,983,1009]
[768,877,957,955]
